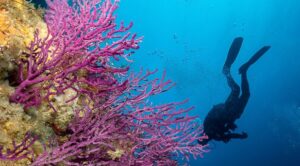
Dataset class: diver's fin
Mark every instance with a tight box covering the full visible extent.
[239,46,271,74]
[224,37,244,69]
[246,46,270,66]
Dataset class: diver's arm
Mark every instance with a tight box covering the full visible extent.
[223,132,248,141]
[225,122,237,131]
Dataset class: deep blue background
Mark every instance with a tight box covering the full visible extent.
[33,0,300,165]
[117,0,300,165]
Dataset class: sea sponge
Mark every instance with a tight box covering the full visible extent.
[0,0,47,80]
[51,88,80,130]
[0,81,54,153]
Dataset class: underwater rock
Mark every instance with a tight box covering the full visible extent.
[0,0,46,80]
[0,81,54,158]
[0,1,53,163]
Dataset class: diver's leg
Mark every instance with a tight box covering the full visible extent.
[235,72,250,119]
[236,46,270,119]
[223,37,243,103]
[224,72,240,105]
[240,72,250,103]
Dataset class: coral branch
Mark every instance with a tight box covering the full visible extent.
[10,0,141,109]
[32,71,208,165]
[6,0,209,165]
[0,133,38,161]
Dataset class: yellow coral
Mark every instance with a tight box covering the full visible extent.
[0,0,46,47]
[0,1,118,165]
[107,148,125,160]
[0,81,53,162]
[106,139,135,161]
[32,140,44,155]
[0,160,31,166]
[50,88,80,130]
[0,1,51,143]
[0,0,47,80]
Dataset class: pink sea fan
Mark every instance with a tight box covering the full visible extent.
[5,0,209,165]
[32,70,208,165]
[10,0,141,109]
[0,132,38,161]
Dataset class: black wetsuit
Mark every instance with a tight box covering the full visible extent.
[199,37,270,145]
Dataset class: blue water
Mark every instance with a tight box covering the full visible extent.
[33,0,300,165]
[117,0,300,165]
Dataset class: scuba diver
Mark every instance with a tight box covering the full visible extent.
[198,37,271,145]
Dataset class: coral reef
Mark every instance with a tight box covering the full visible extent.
[0,0,209,165]
[0,1,51,165]
[0,0,46,81]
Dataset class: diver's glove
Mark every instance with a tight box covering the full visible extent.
[240,132,248,139]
